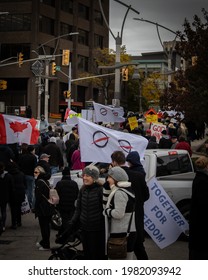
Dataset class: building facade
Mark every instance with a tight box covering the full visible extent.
[0,0,109,120]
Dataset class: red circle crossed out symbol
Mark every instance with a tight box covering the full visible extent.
[100,108,108,116]
[92,131,109,148]
[118,139,132,153]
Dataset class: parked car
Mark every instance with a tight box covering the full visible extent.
[50,149,195,221]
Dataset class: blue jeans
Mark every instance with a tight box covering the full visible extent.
[25,175,35,208]
[50,166,59,175]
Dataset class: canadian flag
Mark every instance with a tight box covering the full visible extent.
[0,114,39,145]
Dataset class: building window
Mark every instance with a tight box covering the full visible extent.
[0,44,30,61]
[0,14,31,32]
[94,10,103,25]
[78,29,89,45]
[94,34,103,49]
[39,15,54,35]
[61,0,73,13]
[78,3,89,20]
[78,55,88,72]
[60,22,73,39]
[40,0,55,6]
[3,0,29,1]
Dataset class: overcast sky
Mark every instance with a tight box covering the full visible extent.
[109,0,208,55]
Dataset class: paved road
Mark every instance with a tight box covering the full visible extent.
[0,209,188,260]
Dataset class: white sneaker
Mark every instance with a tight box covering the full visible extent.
[36,242,41,248]
[39,246,50,251]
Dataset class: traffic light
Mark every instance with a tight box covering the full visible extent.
[51,62,56,75]
[0,80,7,90]
[122,67,128,81]
[62,49,70,66]
[63,90,71,98]
[18,52,24,67]
[191,56,197,66]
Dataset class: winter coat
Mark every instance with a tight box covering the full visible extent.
[0,144,16,169]
[71,182,104,231]
[34,173,55,217]
[0,171,15,206]
[104,183,136,235]
[18,152,38,176]
[126,151,146,176]
[189,170,208,253]
[55,175,79,217]
[43,142,63,168]
[71,149,85,170]
[121,166,149,243]
[158,135,172,149]
[147,136,159,149]
[7,164,26,202]
[175,141,192,156]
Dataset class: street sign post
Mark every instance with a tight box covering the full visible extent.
[31,60,44,76]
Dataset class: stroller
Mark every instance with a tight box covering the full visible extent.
[48,230,84,260]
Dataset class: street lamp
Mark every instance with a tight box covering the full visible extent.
[132,67,142,113]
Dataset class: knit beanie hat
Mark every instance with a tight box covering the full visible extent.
[83,165,100,180]
[108,166,129,182]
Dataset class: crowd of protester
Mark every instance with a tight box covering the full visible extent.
[0,113,208,259]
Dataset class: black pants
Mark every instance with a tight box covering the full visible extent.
[81,229,106,260]
[38,215,51,248]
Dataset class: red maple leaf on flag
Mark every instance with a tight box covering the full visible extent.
[9,121,28,133]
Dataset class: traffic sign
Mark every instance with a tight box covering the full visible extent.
[31,60,44,76]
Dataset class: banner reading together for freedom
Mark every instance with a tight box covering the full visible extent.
[144,177,189,249]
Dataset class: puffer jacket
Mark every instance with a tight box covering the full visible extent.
[71,182,104,231]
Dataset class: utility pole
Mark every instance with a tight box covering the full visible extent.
[68,61,72,109]
[113,34,122,107]
[44,61,49,120]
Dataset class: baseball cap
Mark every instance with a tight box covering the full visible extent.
[39,153,50,160]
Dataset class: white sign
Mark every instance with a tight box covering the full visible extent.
[150,122,167,143]
[144,177,189,249]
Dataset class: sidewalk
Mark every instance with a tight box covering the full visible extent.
[0,211,57,260]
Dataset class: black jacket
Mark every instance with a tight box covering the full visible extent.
[18,152,37,176]
[43,142,63,168]
[189,170,208,252]
[55,175,79,217]
[122,166,150,243]
[71,182,104,231]
[34,173,54,217]
[7,164,26,202]
[0,171,14,205]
